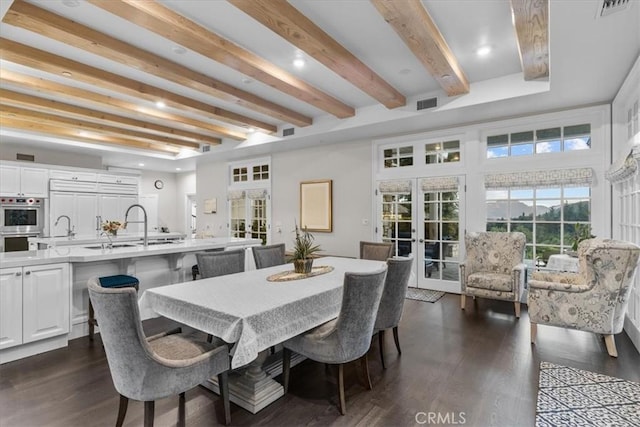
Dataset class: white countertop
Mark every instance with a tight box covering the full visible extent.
[0,237,261,269]
[30,232,187,247]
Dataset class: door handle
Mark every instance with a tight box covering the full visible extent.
[411,238,416,242]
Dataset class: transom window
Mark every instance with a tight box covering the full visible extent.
[383,146,413,168]
[486,186,591,263]
[487,124,591,158]
[232,167,248,182]
[425,140,460,164]
[252,164,269,181]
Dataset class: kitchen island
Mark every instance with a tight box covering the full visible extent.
[28,231,187,249]
[0,237,261,363]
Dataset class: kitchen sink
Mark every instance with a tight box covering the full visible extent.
[84,244,138,249]
[142,240,178,245]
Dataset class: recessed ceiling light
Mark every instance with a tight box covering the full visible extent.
[138,163,145,167]
[247,127,256,133]
[242,78,253,84]
[176,167,182,171]
[399,68,412,75]
[441,74,451,79]
[62,0,79,7]
[293,58,305,69]
[476,46,492,56]
[155,101,166,108]
[61,71,72,77]
[172,46,187,55]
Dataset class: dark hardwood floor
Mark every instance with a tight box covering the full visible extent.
[1,294,639,427]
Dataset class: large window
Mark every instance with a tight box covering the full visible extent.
[381,192,413,257]
[486,186,591,263]
[487,124,591,158]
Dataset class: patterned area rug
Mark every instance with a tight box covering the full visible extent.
[536,361,640,427]
[405,287,445,303]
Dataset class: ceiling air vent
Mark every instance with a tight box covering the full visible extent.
[16,153,35,162]
[417,97,438,111]
[597,0,630,17]
[283,127,295,137]
[202,145,210,153]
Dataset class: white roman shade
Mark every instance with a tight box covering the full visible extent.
[420,176,459,192]
[485,168,594,189]
[247,188,268,199]
[606,151,638,183]
[378,180,412,193]
[227,190,246,200]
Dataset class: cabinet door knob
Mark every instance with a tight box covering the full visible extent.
[25,271,31,275]
[15,272,22,277]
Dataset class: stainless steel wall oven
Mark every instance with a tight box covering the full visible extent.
[0,197,44,252]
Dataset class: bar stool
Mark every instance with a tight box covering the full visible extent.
[88,274,139,341]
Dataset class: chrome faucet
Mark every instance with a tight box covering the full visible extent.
[54,215,75,238]
[124,204,148,247]
[100,230,113,249]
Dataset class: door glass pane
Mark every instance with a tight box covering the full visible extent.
[423,190,460,281]
[381,192,413,257]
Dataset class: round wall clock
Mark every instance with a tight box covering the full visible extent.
[154,179,164,189]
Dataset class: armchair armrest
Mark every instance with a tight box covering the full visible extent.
[512,263,526,273]
[529,271,590,293]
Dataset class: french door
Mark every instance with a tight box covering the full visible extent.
[378,176,465,293]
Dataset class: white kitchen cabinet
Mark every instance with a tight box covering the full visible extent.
[49,169,97,182]
[0,268,22,350]
[50,192,99,237]
[99,194,139,233]
[97,174,139,186]
[0,263,70,349]
[0,165,49,197]
[49,179,98,193]
[138,194,159,232]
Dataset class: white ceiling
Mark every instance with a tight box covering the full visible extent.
[0,0,638,172]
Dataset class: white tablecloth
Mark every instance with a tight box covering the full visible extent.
[139,257,386,368]
[546,254,579,272]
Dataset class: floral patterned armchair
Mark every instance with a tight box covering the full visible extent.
[528,238,640,357]
[460,231,527,317]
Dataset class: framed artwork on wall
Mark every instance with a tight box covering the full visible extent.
[300,179,332,232]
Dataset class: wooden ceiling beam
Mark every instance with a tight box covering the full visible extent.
[229,0,405,109]
[0,89,220,147]
[510,0,549,80]
[0,116,181,155]
[88,0,355,119]
[4,0,311,128]
[371,0,469,96]
[1,104,201,151]
[0,70,232,141]
[0,38,258,138]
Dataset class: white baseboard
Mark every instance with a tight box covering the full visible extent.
[623,316,640,354]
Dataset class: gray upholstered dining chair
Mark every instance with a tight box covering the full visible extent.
[282,266,388,415]
[360,241,394,261]
[196,248,245,278]
[373,256,414,369]
[87,278,231,427]
[252,243,286,269]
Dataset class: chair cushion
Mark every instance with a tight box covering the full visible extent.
[148,333,221,361]
[98,275,139,288]
[468,272,512,292]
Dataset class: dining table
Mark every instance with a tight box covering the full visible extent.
[138,256,387,413]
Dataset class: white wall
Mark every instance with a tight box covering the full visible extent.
[140,171,178,232]
[0,142,103,169]
[196,140,374,256]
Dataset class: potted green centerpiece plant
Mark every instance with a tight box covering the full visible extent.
[290,222,321,274]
